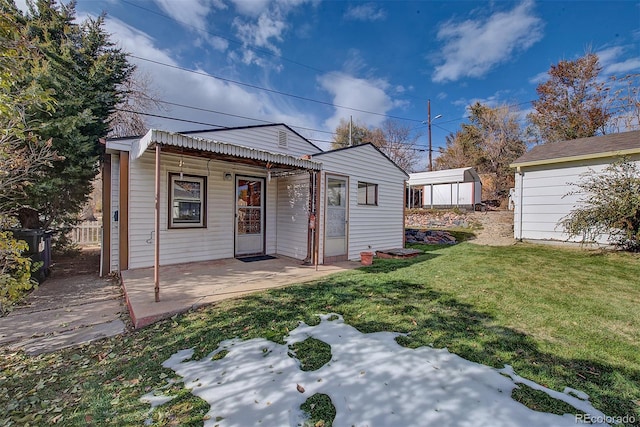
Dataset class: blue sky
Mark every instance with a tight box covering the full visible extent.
[16,0,640,166]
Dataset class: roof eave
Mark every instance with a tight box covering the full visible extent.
[510,147,640,169]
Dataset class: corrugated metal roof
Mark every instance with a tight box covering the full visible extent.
[130,129,322,170]
[511,130,640,167]
[408,167,480,186]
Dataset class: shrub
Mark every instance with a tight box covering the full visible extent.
[559,158,640,251]
[0,230,37,315]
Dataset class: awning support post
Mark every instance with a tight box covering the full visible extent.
[154,144,161,302]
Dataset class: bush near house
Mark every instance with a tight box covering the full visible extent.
[560,158,640,251]
[0,230,36,315]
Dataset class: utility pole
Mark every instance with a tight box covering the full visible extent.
[428,100,433,171]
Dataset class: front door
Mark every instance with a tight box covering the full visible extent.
[325,176,348,260]
[235,177,264,256]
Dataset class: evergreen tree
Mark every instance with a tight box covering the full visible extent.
[8,0,133,227]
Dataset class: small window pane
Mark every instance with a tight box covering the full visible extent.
[357,181,377,206]
[169,173,206,228]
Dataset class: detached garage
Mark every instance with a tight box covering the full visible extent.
[510,130,640,244]
[407,167,482,209]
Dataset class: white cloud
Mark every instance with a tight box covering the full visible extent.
[229,0,316,67]
[153,0,217,30]
[13,0,28,12]
[597,46,640,74]
[229,0,272,17]
[344,3,386,22]
[233,12,286,55]
[432,0,544,83]
[318,72,396,130]
[103,17,318,133]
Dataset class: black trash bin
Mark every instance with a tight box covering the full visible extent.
[9,229,50,283]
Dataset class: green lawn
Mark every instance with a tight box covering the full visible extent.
[1,241,638,426]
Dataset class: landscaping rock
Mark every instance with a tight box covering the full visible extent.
[405,211,471,229]
[405,229,457,245]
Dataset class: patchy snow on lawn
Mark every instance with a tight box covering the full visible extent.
[149,314,610,426]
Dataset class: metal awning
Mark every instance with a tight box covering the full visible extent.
[133,129,322,171]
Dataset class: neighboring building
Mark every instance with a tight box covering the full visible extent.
[407,167,482,209]
[102,124,408,275]
[510,130,640,243]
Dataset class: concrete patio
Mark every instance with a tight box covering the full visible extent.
[121,256,360,328]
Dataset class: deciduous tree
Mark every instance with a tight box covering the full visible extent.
[528,53,609,143]
[435,102,526,198]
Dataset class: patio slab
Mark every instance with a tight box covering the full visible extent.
[121,257,360,328]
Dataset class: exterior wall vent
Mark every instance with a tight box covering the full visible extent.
[278,130,288,148]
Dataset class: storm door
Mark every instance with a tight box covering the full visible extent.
[235,177,264,256]
[325,176,348,259]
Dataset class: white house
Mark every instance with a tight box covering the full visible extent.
[510,130,640,244]
[407,167,482,209]
[101,124,408,276]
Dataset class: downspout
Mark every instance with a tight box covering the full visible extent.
[517,167,524,240]
[314,171,321,270]
[403,181,407,247]
[154,144,161,302]
[304,171,313,265]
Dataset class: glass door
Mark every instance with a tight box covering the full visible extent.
[325,176,348,258]
[235,177,264,256]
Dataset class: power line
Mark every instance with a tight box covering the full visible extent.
[129,55,425,123]
[120,0,327,74]
[117,0,432,104]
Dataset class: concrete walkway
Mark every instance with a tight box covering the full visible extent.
[122,256,359,328]
[0,250,126,355]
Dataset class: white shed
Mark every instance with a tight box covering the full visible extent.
[102,124,408,277]
[407,167,482,209]
[510,130,640,244]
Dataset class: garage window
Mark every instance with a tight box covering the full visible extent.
[358,181,378,206]
[169,173,206,228]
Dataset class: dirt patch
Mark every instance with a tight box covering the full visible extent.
[405,209,515,246]
[467,210,515,246]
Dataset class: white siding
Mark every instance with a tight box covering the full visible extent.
[127,151,280,269]
[187,125,321,158]
[110,154,120,273]
[513,155,640,243]
[276,174,310,260]
[315,145,407,262]
[422,182,475,206]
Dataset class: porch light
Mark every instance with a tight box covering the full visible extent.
[224,172,232,181]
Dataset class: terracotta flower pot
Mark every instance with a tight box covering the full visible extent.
[360,251,374,266]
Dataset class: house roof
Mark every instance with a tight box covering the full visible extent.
[129,129,322,170]
[180,123,323,153]
[408,167,481,186]
[511,130,640,168]
[312,143,410,178]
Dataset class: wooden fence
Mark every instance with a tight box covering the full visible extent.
[70,220,102,246]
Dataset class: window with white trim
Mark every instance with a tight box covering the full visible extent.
[169,173,206,228]
[357,181,378,206]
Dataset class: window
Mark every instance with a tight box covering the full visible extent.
[169,173,206,228]
[358,181,378,206]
